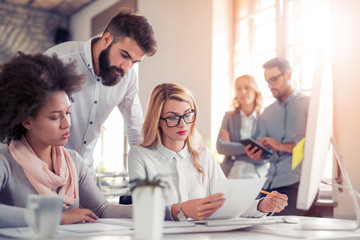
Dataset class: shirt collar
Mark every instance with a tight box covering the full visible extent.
[83,37,101,76]
[240,109,257,119]
[159,144,188,160]
[278,89,299,107]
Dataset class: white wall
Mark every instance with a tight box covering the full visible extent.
[332,0,360,219]
[70,0,119,41]
[211,0,234,147]
[70,0,232,146]
[138,0,234,147]
[138,0,213,143]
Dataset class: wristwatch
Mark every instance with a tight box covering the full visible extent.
[176,202,188,221]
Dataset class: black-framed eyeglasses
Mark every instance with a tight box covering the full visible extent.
[265,73,284,85]
[160,110,197,128]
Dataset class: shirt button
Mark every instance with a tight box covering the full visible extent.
[94,100,97,104]
[84,141,87,144]
[97,78,100,82]
[90,121,93,125]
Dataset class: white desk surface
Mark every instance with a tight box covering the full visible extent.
[1,216,360,240]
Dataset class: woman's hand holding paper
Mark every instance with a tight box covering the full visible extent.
[172,193,225,220]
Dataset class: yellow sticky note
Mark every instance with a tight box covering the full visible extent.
[292,138,305,169]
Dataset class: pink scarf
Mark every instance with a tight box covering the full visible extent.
[9,136,79,207]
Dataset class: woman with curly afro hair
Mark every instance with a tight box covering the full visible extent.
[0,52,133,228]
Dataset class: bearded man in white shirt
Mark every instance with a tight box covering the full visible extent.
[45,8,157,173]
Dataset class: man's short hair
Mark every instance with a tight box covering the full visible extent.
[263,57,292,73]
[103,8,157,56]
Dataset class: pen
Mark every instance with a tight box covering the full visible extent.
[260,190,275,197]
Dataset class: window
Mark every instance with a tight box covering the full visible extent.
[93,109,130,201]
[93,109,128,173]
[233,0,332,180]
[234,0,331,106]
[90,0,137,176]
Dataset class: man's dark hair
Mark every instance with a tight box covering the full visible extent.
[0,52,85,144]
[262,57,292,73]
[103,8,157,56]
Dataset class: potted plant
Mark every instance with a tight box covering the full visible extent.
[130,169,168,240]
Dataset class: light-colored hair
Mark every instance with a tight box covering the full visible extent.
[141,83,204,178]
[231,74,263,115]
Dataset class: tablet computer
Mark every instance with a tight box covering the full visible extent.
[239,138,273,158]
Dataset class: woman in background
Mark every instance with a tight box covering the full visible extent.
[128,83,287,221]
[217,75,269,179]
[0,53,132,228]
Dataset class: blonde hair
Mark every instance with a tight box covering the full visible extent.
[141,83,204,178]
[231,74,263,115]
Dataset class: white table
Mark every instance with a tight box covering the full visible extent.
[1,216,360,240]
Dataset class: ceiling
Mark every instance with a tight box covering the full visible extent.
[1,0,97,16]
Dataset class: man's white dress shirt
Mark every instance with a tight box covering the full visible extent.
[45,38,143,169]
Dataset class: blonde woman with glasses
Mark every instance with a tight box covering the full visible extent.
[128,83,287,221]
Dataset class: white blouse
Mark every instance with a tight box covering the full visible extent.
[128,144,265,220]
[228,110,269,179]
[240,110,257,139]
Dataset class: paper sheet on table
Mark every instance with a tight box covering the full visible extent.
[208,178,266,219]
[56,223,133,238]
[0,223,133,239]
[0,227,30,239]
[98,218,195,228]
[58,222,131,232]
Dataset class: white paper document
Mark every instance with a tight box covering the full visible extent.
[98,218,195,228]
[208,178,266,219]
[199,217,276,226]
[0,227,30,239]
[58,222,131,232]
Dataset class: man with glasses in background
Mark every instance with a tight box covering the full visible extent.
[245,57,313,215]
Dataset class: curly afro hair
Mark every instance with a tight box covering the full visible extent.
[0,52,85,144]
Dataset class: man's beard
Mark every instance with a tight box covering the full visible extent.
[270,88,279,99]
[98,44,125,86]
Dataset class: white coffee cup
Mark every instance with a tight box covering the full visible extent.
[24,194,63,239]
